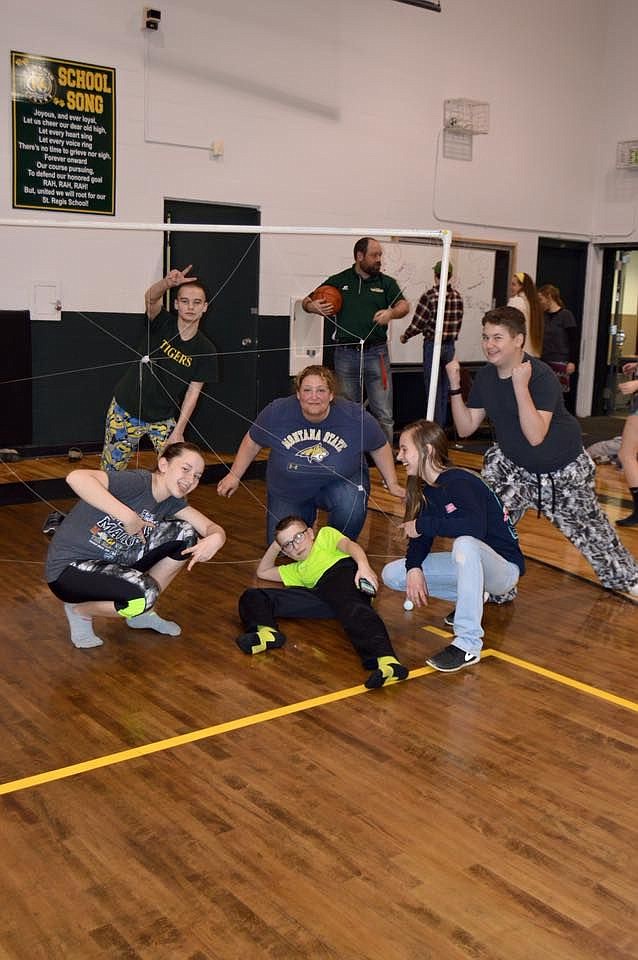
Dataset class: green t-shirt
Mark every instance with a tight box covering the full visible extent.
[323,265,405,345]
[279,526,349,588]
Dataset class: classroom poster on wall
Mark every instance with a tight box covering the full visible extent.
[11,51,116,215]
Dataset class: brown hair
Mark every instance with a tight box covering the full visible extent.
[159,441,204,464]
[401,420,450,522]
[274,515,307,536]
[174,281,209,303]
[482,306,527,343]
[538,284,565,309]
[294,365,337,395]
[513,272,543,354]
[353,237,376,259]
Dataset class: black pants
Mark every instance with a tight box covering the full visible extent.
[238,558,398,668]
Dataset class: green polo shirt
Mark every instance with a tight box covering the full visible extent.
[323,265,405,345]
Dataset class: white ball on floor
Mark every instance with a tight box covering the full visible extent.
[403,599,414,611]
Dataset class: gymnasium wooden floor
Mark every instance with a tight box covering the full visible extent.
[0,450,637,959]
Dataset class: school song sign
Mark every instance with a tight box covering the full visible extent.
[11,51,116,215]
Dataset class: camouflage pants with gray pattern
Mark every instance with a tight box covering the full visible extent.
[482,445,638,592]
[62,519,198,611]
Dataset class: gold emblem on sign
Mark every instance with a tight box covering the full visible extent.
[16,60,56,104]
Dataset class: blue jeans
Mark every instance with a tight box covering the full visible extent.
[266,472,370,544]
[334,343,393,443]
[382,536,520,655]
[423,340,456,427]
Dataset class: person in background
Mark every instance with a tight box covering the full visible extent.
[302,237,409,444]
[400,260,464,428]
[616,360,638,526]
[508,271,543,357]
[538,284,578,402]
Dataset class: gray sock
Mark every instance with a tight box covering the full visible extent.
[126,611,181,636]
[64,603,103,649]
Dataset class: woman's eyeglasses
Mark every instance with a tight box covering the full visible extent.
[279,528,309,552]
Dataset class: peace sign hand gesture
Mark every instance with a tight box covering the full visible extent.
[165,265,197,288]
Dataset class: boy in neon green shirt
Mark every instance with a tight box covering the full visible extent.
[237,516,408,689]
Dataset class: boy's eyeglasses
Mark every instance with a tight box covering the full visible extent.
[279,528,309,552]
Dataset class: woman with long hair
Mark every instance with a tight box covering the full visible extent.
[538,284,578,398]
[508,271,544,357]
[46,442,226,648]
[382,420,524,672]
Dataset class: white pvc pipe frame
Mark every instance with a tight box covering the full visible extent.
[1,219,452,423]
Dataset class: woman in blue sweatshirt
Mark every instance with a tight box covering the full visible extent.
[382,420,525,673]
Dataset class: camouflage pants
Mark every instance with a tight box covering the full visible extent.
[482,445,638,592]
[101,397,176,471]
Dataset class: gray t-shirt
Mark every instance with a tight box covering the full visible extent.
[468,356,583,472]
[45,470,186,582]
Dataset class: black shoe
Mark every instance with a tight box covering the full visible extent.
[0,448,20,462]
[42,510,65,536]
[426,644,480,672]
[443,608,455,627]
[617,513,638,527]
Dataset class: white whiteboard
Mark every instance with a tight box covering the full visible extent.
[387,245,496,364]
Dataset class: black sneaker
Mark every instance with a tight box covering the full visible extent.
[617,513,638,527]
[0,448,20,462]
[443,608,455,627]
[42,510,65,536]
[426,644,480,672]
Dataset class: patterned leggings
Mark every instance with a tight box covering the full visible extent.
[48,520,198,614]
[482,445,638,592]
[101,397,176,471]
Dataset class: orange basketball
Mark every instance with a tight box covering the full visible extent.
[310,284,343,314]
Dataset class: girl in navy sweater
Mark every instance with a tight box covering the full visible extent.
[382,420,524,672]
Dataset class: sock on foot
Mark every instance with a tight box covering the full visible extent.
[127,611,181,636]
[365,655,409,689]
[64,603,103,649]
[235,625,286,655]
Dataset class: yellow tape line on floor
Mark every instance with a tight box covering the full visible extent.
[1,648,635,798]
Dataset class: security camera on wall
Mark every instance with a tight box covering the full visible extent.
[144,7,161,30]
